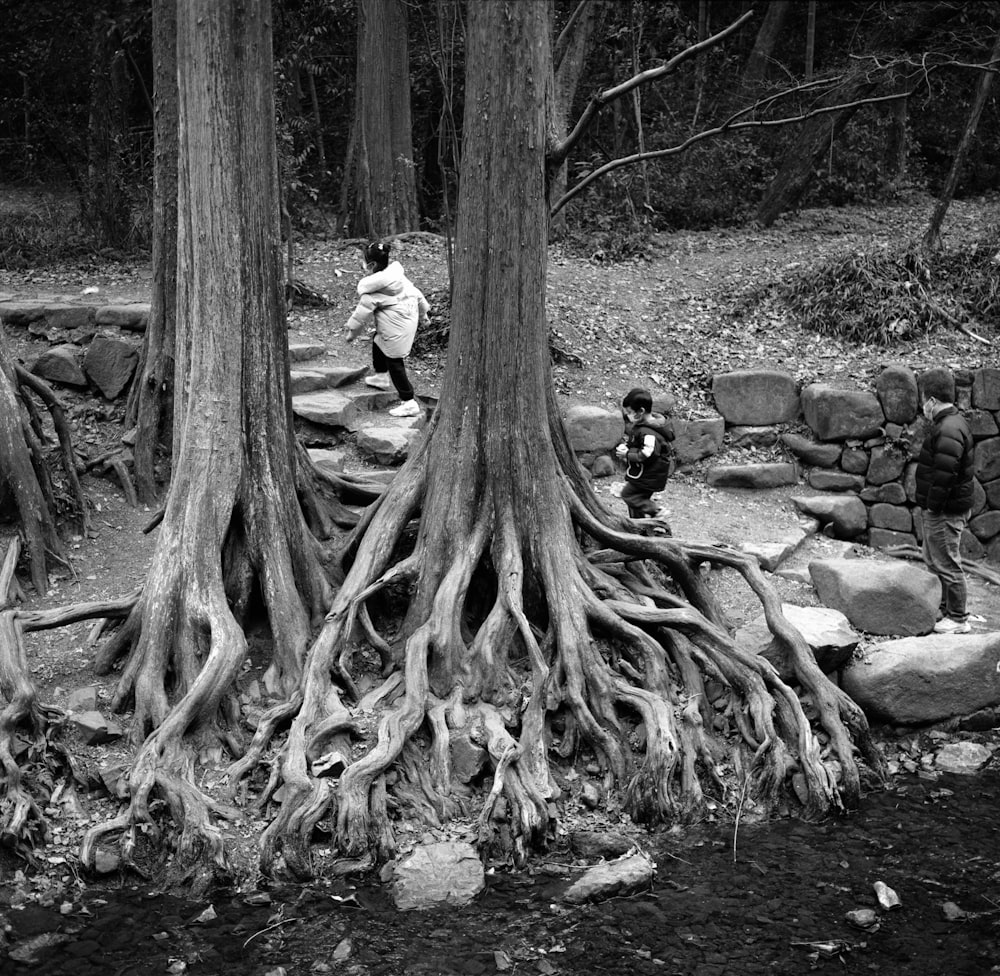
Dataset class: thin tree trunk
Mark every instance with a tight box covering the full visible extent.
[805,1,816,81]
[128,0,178,503]
[549,0,606,238]
[923,30,1000,250]
[742,0,790,89]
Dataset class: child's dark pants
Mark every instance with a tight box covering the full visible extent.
[621,483,658,518]
[372,343,414,401]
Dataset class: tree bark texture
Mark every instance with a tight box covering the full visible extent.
[348,0,419,237]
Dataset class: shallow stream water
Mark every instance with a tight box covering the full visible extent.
[4,769,999,976]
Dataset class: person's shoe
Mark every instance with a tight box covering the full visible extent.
[365,372,392,389]
[389,399,421,417]
[933,617,971,634]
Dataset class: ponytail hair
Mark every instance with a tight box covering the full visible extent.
[363,240,391,271]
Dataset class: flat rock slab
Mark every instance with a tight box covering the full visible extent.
[706,462,797,489]
[288,342,326,362]
[740,526,810,572]
[356,425,423,465]
[562,851,656,904]
[842,632,1000,725]
[95,303,150,331]
[290,365,367,394]
[391,841,485,911]
[292,390,360,429]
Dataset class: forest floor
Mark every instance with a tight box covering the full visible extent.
[1,187,1000,974]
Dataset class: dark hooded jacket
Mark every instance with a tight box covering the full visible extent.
[622,413,675,492]
[914,405,974,515]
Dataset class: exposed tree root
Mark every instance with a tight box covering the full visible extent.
[0,328,74,595]
[225,404,886,882]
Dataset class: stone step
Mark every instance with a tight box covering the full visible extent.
[288,342,327,363]
[289,364,366,395]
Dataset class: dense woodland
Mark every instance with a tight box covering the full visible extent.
[1,0,999,257]
[0,1,997,891]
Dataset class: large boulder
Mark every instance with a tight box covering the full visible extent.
[711,369,799,425]
[808,558,939,636]
[83,335,139,399]
[737,603,859,681]
[391,841,485,910]
[875,365,918,424]
[791,494,867,539]
[841,633,1000,724]
[563,404,623,453]
[801,384,884,442]
[31,344,88,387]
[673,417,724,465]
[706,462,797,489]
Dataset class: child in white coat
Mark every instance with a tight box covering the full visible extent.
[344,241,429,417]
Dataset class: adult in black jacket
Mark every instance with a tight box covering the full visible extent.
[914,370,974,634]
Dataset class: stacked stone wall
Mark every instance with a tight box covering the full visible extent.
[715,366,1000,565]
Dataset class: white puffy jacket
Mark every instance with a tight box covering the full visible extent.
[344,261,429,358]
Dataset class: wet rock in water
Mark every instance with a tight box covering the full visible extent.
[568,829,636,861]
[561,851,656,904]
[391,841,485,910]
[873,881,902,910]
[845,908,879,930]
[934,740,993,775]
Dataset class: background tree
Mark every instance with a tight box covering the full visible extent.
[125,0,178,503]
[341,0,419,237]
[922,28,1000,250]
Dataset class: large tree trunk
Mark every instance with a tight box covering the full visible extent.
[127,0,178,503]
[82,0,330,891]
[922,29,1000,251]
[345,0,419,237]
[258,0,882,881]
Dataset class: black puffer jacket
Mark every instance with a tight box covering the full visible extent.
[622,414,675,492]
[914,406,974,514]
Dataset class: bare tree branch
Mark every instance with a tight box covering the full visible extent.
[548,9,754,168]
[551,88,920,216]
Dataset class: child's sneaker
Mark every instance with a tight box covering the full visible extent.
[389,399,421,417]
[933,617,971,634]
[365,373,392,389]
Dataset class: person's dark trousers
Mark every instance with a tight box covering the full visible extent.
[621,482,657,518]
[372,343,414,401]
[922,510,969,621]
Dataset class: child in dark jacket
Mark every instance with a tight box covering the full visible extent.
[615,387,674,524]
